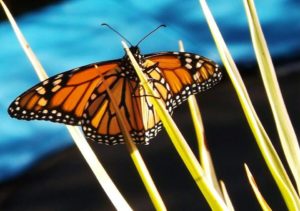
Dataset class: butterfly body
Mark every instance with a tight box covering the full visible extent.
[8,46,222,145]
[118,46,145,81]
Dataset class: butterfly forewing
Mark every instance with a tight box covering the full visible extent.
[8,60,119,125]
[145,52,222,108]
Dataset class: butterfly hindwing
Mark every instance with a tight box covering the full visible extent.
[81,65,172,144]
[81,67,143,144]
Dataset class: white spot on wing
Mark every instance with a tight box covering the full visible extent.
[185,58,192,63]
[185,63,192,69]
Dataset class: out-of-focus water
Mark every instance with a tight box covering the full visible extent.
[0,0,299,181]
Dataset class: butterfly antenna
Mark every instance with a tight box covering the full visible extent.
[136,24,166,46]
[101,23,133,46]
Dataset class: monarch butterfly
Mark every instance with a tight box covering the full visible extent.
[8,25,222,145]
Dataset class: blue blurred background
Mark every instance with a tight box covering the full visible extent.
[0,0,300,208]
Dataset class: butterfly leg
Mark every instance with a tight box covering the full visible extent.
[141,63,161,86]
[143,62,159,74]
[129,80,160,100]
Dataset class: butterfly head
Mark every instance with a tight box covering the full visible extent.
[124,46,144,66]
[129,46,142,59]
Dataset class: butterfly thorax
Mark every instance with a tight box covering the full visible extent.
[120,46,145,82]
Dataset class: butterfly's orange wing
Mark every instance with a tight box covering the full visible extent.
[8,60,119,125]
[144,52,222,108]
